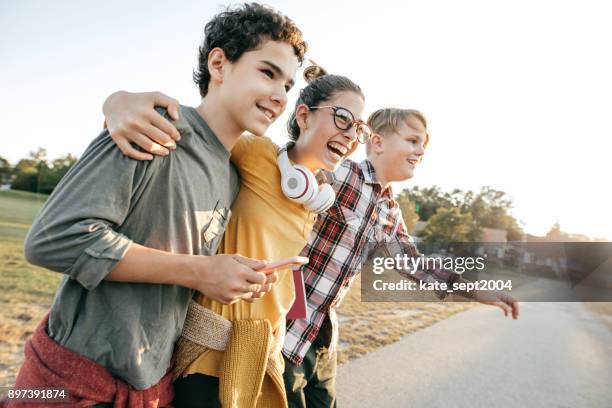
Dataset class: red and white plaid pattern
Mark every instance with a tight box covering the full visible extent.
[283,159,459,365]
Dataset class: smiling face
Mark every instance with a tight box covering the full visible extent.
[218,40,298,136]
[375,115,427,183]
[293,91,366,172]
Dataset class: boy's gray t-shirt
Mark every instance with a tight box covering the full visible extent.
[24,105,240,389]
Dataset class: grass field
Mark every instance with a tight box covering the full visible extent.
[0,190,62,386]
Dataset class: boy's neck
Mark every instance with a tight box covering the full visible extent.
[368,154,391,190]
[195,97,243,152]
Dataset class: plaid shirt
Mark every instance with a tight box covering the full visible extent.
[283,159,460,365]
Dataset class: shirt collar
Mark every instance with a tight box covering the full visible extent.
[360,159,394,199]
[360,159,378,185]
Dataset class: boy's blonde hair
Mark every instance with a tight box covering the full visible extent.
[366,108,429,155]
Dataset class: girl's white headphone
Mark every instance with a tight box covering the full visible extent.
[277,144,336,213]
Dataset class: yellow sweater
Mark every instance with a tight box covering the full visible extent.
[182,135,316,404]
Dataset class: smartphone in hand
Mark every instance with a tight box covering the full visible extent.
[256,256,309,273]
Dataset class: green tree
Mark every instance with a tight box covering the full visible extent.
[38,154,77,194]
[459,186,523,240]
[418,207,481,250]
[0,156,12,185]
[396,191,419,233]
[11,148,49,193]
[401,185,524,241]
[404,186,453,221]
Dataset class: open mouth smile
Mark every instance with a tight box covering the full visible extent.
[327,141,349,161]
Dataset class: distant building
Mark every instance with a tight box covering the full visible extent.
[471,228,507,259]
[481,227,508,243]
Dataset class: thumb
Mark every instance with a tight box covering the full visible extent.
[231,254,268,270]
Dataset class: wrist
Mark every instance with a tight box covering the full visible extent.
[170,254,195,289]
[174,254,211,290]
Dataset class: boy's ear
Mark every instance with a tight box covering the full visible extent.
[369,132,385,154]
[295,104,310,131]
[207,47,228,83]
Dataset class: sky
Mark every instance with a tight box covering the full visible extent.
[1,0,611,239]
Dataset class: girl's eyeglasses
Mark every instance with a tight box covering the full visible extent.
[308,105,372,144]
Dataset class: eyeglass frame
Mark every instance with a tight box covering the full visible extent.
[307,105,372,144]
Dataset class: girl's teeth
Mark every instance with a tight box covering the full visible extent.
[328,148,341,160]
[328,142,347,155]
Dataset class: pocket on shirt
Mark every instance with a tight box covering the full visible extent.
[200,205,231,252]
[323,203,361,258]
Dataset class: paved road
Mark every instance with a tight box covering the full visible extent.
[336,302,612,407]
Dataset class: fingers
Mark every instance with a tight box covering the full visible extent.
[229,268,278,303]
[245,270,267,285]
[128,132,170,156]
[150,109,181,141]
[246,283,263,293]
[142,123,177,150]
[152,92,181,122]
[510,301,520,320]
[241,282,273,303]
[229,273,263,295]
[201,255,279,305]
[215,286,257,305]
[217,295,243,305]
[500,293,520,320]
[496,302,510,317]
[229,284,262,304]
[149,111,181,141]
[233,256,267,285]
[110,117,170,157]
[113,138,153,161]
[264,272,279,285]
[232,254,268,271]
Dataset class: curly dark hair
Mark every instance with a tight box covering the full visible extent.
[194,3,307,97]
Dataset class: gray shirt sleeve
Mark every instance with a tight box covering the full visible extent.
[24,130,154,290]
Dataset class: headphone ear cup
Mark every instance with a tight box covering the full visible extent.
[281,166,307,201]
[320,184,337,212]
[286,164,318,204]
[279,148,308,202]
[304,183,336,213]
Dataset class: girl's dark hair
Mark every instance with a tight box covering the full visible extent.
[194,3,307,97]
[287,65,364,141]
